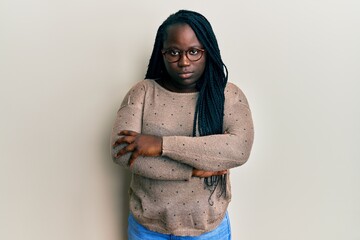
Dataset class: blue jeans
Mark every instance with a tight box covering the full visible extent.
[128,212,231,240]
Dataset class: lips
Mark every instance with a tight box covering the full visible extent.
[178,72,193,79]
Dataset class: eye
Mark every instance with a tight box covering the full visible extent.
[168,49,180,56]
[188,48,199,55]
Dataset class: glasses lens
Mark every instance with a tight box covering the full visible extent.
[163,48,204,63]
[165,53,179,63]
[187,48,203,61]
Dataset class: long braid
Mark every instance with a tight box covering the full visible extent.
[145,10,229,205]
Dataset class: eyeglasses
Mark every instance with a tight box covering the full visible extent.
[161,48,205,63]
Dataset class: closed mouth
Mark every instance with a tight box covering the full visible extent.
[178,72,193,79]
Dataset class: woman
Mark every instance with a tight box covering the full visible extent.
[111,10,254,239]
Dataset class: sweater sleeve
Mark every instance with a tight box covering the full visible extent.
[110,81,193,181]
[161,83,254,171]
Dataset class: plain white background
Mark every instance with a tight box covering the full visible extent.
[1,0,359,239]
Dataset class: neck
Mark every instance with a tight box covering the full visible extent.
[157,78,198,93]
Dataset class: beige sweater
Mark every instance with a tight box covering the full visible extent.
[111,79,254,236]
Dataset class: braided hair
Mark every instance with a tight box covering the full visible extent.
[145,10,228,205]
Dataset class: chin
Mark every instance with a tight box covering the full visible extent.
[180,80,197,86]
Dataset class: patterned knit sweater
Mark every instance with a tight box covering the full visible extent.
[111,79,254,236]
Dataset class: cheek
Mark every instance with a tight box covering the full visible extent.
[198,54,206,71]
[163,61,171,73]
[164,62,178,74]
[197,60,206,75]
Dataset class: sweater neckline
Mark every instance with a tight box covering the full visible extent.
[151,79,199,96]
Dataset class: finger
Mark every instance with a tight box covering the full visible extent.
[113,136,136,147]
[217,170,228,175]
[128,151,140,167]
[211,170,227,176]
[119,130,138,136]
[115,143,136,158]
[192,169,202,177]
[194,170,207,178]
[203,172,213,178]
[196,170,227,177]
[201,172,210,177]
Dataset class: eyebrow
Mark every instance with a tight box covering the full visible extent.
[163,45,203,50]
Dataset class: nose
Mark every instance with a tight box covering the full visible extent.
[177,52,190,67]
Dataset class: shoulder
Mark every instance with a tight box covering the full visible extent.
[225,82,249,106]
[124,79,159,98]
[119,80,156,109]
[128,79,156,92]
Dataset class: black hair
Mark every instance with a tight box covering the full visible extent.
[145,10,228,205]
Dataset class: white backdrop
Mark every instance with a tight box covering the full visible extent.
[1,1,359,239]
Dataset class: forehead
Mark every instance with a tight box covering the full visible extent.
[163,23,202,48]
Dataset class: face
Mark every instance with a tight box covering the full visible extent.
[162,24,206,93]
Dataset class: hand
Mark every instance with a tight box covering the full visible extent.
[113,130,162,167]
[192,169,228,178]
